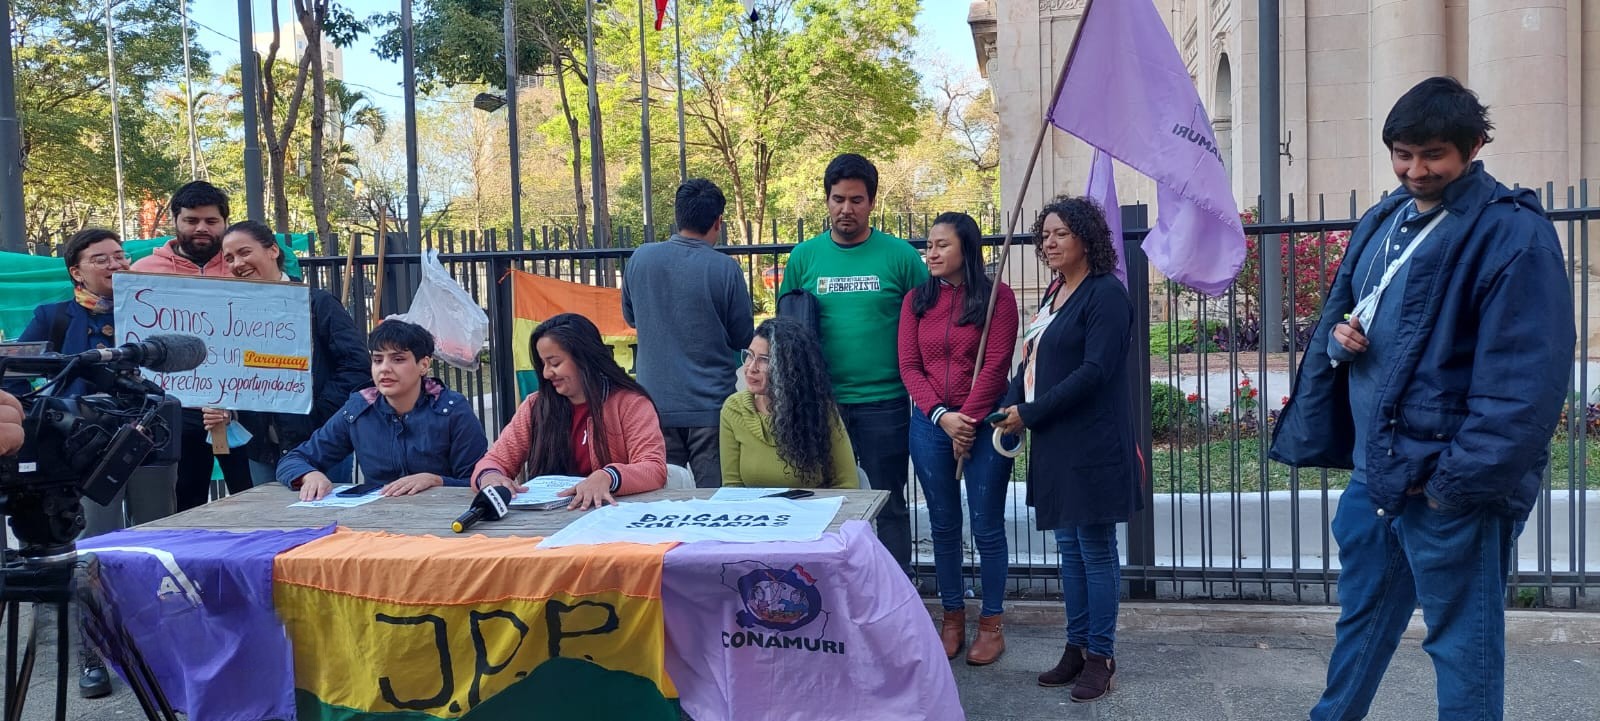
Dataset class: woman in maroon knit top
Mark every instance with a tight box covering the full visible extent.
[897,211,1019,666]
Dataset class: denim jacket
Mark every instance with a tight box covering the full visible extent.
[1269,162,1574,521]
[275,377,488,488]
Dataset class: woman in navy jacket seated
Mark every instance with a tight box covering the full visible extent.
[991,196,1140,703]
[275,320,489,500]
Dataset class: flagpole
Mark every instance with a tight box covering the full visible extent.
[674,0,686,185]
[956,0,1097,476]
[638,0,653,243]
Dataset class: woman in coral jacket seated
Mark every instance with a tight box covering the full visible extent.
[473,313,667,509]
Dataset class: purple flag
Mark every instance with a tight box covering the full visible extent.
[79,525,335,721]
[1086,149,1127,286]
[662,521,963,721]
[1049,0,1245,295]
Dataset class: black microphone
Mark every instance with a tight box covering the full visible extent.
[76,334,209,373]
[453,486,514,533]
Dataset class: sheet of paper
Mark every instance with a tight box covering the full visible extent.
[510,475,585,506]
[708,487,791,502]
[289,485,383,509]
[538,496,846,548]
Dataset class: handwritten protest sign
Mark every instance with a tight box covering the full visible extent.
[113,273,313,413]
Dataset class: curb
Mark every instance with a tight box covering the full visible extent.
[924,599,1600,645]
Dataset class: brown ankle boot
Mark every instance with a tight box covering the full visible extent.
[939,609,966,659]
[965,613,1005,665]
[1070,653,1116,702]
[1037,643,1085,686]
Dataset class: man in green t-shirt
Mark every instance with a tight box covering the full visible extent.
[778,154,927,569]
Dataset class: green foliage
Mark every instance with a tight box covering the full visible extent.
[1149,319,1224,356]
[13,0,205,246]
[1150,382,1208,440]
[369,0,575,92]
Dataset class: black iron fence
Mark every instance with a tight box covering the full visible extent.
[298,185,1600,607]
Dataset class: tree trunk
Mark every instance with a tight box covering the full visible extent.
[258,1,312,232]
[298,0,331,245]
[553,59,588,249]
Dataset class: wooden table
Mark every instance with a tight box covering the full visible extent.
[140,485,889,537]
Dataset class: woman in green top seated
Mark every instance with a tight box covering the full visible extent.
[719,317,858,488]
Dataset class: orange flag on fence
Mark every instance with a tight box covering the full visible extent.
[510,270,636,397]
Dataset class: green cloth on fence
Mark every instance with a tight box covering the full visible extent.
[0,234,309,340]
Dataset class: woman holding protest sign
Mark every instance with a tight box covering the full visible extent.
[215,221,369,488]
[473,313,667,510]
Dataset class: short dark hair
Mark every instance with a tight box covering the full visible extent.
[674,178,725,235]
[169,181,230,222]
[1031,196,1119,277]
[62,228,121,269]
[368,320,434,360]
[222,220,286,272]
[1382,76,1493,160]
[823,153,878,202]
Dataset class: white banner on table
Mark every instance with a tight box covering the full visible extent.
[114,273,313,413]
[537,497,844,548]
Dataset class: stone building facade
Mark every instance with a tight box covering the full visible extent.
[968,0,1600,219]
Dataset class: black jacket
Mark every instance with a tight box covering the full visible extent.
[1003,273,1143,530]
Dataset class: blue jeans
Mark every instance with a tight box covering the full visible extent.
[1056,524,1121,658]
[1310,480,1521,721]
[839,397,912,570]
[909,410,1012,616]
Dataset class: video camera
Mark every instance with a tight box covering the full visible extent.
[0,334,204,556]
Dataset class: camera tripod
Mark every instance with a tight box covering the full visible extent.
[1,534,178,721]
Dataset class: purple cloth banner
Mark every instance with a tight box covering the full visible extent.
[1086,149,1127,286]
[1048,0,1245,295]
[662,521,962,721]
[79,525,335,721]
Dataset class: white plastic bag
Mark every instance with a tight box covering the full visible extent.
[385,249,488,371]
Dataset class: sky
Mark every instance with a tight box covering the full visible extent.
[186,0,982,118]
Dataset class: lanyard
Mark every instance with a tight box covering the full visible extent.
[1350,206,1448,332]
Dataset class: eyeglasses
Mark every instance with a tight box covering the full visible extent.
[79,253,127,269]
[740,349,771,370]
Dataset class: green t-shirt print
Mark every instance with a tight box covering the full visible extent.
[779,229,927,404]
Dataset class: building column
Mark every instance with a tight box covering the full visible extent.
[1369,0,1448,194]
[1468,0,1568,190]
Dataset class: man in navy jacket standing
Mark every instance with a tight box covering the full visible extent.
[1271,77,1573,721]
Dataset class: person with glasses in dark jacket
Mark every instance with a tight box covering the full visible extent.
[12,228,177,698]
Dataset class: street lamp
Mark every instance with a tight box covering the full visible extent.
[473,92,506,114]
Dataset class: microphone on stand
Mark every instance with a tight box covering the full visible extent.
[452,486,514,533]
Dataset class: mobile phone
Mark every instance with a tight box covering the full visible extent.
[336,481,384,497]
[984,411,1008,425]
[765,489,815,500]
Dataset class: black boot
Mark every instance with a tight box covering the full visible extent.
[79,647,112,699]
[1037,643,1085,687]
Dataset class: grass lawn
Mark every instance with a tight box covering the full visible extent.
[1145,435,1600,494]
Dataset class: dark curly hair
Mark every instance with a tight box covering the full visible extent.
[524,313,653,477]
[756,317,842,488]
[1031,195,1118,277]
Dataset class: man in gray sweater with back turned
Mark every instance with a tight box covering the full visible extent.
[623,178,755,487]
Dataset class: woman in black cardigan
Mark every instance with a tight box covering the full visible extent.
[993,195,1141,702]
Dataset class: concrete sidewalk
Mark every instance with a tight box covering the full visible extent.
[950,602,1600,721]
[6,602,1597,720]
